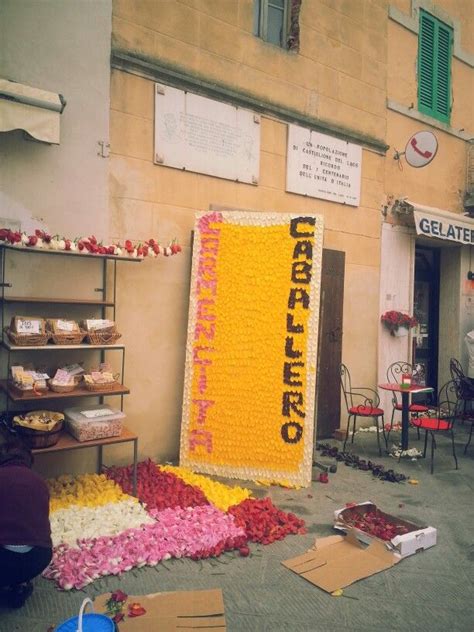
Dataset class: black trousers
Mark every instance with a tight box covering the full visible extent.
[0,546,52,588]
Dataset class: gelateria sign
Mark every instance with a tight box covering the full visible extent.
[180,211,323,487]
[411,202,474,245]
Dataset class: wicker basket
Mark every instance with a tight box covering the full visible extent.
[16,419,64,449]
[48,380,77,393]
[84,379,120,392]
[5,327,50,346]
[86,329,122,345]
[50,330,87,345]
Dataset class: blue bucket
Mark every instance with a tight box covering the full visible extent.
[55,598,115,632]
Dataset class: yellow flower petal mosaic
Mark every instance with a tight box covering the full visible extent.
[161,464,252,511]
[180,211,323,487]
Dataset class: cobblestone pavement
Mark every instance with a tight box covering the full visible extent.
[1,429,473,632]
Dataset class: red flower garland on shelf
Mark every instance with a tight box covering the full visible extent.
[0,228,182,258]
[380,310,418,336]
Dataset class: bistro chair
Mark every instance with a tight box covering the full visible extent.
[449,358,474,424]
[386,361,429,438]
[340,363,386,456]
[451,377,474,454]
[411,380,459,474]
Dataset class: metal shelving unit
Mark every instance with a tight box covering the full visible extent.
[0,244,140,492]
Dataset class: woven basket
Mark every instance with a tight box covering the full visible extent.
[84,379,120,392]
[5,327,50,346]
[86,330,122,345]
[48,380,77,393]
[50,330,87,345]
[16,419,64,449]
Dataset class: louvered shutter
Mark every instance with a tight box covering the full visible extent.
[419,13,435,112]
[418,11,452,123]
[435,23,452,121]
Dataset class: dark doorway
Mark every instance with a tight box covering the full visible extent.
[316,249,345,438]
[413,245,440,398]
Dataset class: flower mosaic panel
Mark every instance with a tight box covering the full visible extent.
[43,463,306,590]
[180,211,324,487]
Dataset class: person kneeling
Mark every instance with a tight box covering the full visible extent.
[0,426,52,608]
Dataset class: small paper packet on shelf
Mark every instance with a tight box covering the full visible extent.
[11,316,46,335]
[82,319,116,332]
[47,318,80,333]
[11,365,50,390]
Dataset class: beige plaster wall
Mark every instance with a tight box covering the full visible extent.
[112,0,388,141]
[109,64,385,460]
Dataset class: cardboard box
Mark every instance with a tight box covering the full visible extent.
[94,588,226,631]
[334,502,437,558]
[282,530,399,593]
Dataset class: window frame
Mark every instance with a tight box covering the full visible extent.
[417,9,453,124]
[254,0,290,49]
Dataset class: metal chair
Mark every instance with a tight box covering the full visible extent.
[449,358,474,425]
[451,377,474,454]
[340,363,386,456]
[411,380,459,474]
[386,361,429,439]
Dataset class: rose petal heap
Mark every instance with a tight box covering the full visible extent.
[49,499,154,547]
[44,460,306,590]
[228,497,307,544]
[105,460,209,510]
[44,505,246,590]
[47,473,131,511]
[161,465,252,511]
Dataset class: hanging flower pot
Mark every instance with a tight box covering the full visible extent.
[380,311,417,337]
[393,325,409,337]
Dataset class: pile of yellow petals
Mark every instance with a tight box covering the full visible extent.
[161,465,252,511]
[48,473,133,512]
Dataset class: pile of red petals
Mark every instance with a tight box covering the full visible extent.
[105,460,209,511]
[344,509,410,541]
[228,497,306,544]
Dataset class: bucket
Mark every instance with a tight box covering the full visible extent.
[55,598,115,632]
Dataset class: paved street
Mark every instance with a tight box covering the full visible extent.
[1,429,473,632]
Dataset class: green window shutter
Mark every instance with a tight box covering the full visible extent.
[418,11,452,124]
[435,23,452,120]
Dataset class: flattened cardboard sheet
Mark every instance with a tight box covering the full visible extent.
[94,588,226,631]
[282,530,398,593]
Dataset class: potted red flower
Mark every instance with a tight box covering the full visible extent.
[380,310,418,337]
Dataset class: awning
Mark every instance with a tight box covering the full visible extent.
[0,78,66,144]
[393,199,474,246]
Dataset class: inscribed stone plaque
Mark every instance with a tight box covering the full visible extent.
[286,124,362,206]
[154,84,260,184]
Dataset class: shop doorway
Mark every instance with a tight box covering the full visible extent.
[316,249,345,438]
[413,245,440,398]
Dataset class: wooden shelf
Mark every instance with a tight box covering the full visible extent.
[0,243,143,262]
[0,379,129,402]
[1,296,115,307]
[32,425,138,455]
[1,340,124,351]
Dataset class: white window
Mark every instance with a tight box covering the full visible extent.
[254,0,289,48]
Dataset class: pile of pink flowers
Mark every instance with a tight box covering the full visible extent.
[43,461,306,590]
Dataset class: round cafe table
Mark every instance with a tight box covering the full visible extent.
[378,383,434,451]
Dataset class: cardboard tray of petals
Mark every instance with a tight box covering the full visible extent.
[334,502,437,558]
